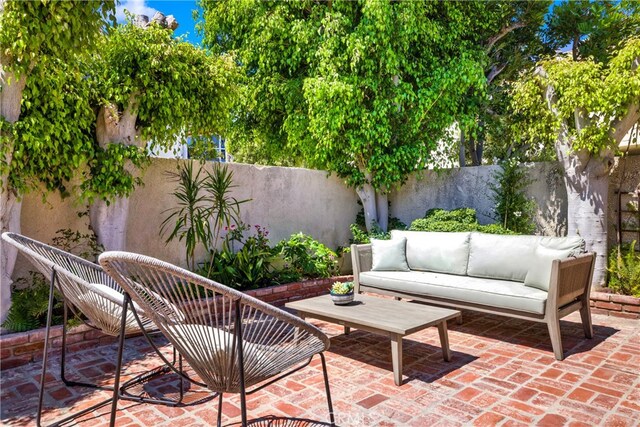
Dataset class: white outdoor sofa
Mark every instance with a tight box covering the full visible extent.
[351,231,596,360]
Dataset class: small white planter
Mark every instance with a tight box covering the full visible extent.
[330,291,354,305]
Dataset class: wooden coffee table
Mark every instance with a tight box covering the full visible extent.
[286,294,460,385]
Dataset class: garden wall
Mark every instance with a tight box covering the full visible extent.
[390,162,567,236]
[16,159,566,279]
[608,154,640,249]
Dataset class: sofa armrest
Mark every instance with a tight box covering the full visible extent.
[351,244,372,294]
[548,253,596,308]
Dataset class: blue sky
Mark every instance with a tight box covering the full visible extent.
[117,0,564,49]
[116,0,203,45]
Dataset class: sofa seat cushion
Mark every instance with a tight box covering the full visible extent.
[359,271,548,315]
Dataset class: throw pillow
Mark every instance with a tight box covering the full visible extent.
[524,246,573,291]
[371,237,410,271]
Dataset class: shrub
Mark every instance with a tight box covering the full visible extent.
[607,242,640,298]
[200,225,339,290]
[1,272,60,333]
[200,223,274,291]
[161,162,249,271]
[490,160,536,234]
[348,223,390,244]
[409,208,513,234]
[273,233,338,282]
[2,227,97,332]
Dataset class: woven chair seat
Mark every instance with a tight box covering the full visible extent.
[164,323,323,392]
[100,251,336,426]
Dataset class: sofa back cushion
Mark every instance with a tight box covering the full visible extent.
[467,233,586,283]
[467,233,539,282]
[523,236,585,290]
[390,230,471,275]
[371,237,410,271]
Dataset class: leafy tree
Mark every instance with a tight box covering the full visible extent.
[0,0,115,322]
[543,0,639,62]
[512,36,640,285]
[200,0,513,232]
[458,1,550,166]
[87,18,238,250]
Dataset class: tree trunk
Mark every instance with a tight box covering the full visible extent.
[90,101,140,250]
[355,181,378,233]
[555,138,612,286]
[355,175,390,233]
[0,195,21,323]
[459,129,466,167]
[90,197,130,251]
[376,192,388,232]
[1,51,27,323]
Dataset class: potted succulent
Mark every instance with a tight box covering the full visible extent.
[330,281,354,305]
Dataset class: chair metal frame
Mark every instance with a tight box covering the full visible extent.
[100,251,335,427]
[1,233,202,426]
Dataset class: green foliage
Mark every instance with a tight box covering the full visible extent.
[3,13,237,208]
[200,1,506,191]
[52,226,104,263]
[409,208,515,234]
[0,1,115,196]
[82,143,149,202]
[95,20,238,151]
[512,36,640,156]
[607,242,640,297]
[161,162,248,271]
[331,281,353,295]
[544,1,639,63]
[422,208,478,225]
[1,272,62,333]
[199,224,275,291]
[460,1,551,165]
[346,204,407,246]
[490,161,537,234]
[199,224,339,290]
[273,233,338,282]
[161,162,210,270]
[7,57,97,197]
[0,1,116,75]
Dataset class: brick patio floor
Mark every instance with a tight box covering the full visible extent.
[1,306,639,426]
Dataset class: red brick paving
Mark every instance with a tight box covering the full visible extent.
[1,306,639,426]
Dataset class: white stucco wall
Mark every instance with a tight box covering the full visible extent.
[17,159,568,276]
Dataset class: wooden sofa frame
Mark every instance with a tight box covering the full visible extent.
[351,243,596,361]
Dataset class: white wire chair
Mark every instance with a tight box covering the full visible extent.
[99,251,335,427]
[1,233,195,426]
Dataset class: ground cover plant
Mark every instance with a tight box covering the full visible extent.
[608,241,640,298]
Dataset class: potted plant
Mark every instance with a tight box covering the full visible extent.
[330,281,354,305]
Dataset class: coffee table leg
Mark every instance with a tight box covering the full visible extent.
[437,321,452,362]
[390,334,403,386]
[344,326,350,335]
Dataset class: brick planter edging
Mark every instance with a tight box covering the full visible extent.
[590,291,640,319]
[0,276,352,371]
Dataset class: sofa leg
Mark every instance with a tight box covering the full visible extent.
[456,314,462,325]
[580,302,593,339]
[547,318,564,361]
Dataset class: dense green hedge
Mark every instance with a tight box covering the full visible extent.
[409,208,515,235]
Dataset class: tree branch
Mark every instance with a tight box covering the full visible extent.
[486,63,508,84]
[612,104,640,144]
[485,21,527,53]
